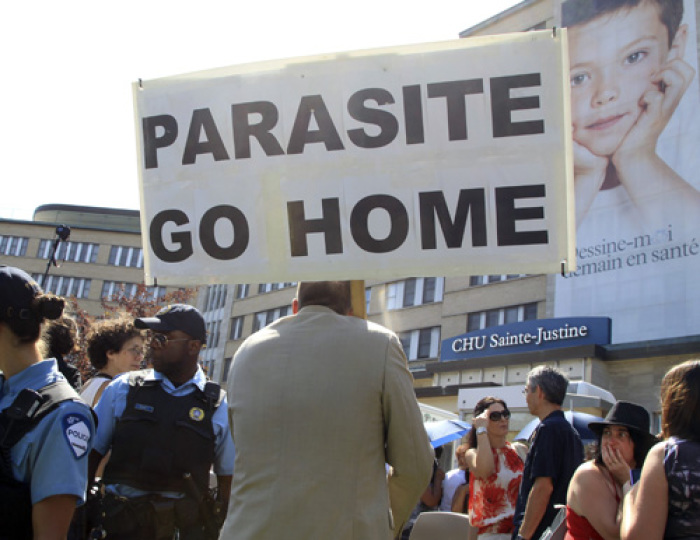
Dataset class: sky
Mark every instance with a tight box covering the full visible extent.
[0,0,522,222]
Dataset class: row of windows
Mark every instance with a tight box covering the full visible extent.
[233,282,296,300]
[1,236,29,257]
[469,274,527,287]
[36,241,143,267]
[5,236,143,267]
[228,306,296,342]
[203,284,228,312]
[108,246,143,268]
[386,277,444,310]
[32,274,91,299]
[101,281,166,301]
[399,326,441,361]
[258,282,296,294]
[37,240,99,264]
[467,302,538,332]
[252,305,293,333]
[230,313,442,363]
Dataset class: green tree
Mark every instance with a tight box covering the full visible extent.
[64,283,197,381]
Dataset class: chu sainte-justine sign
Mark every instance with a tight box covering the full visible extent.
[441,317,612,362]
[133,30,575,285]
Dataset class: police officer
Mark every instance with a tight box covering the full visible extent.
[88,304,234,540]
[0,266,95,539]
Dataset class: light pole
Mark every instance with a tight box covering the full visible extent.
[41,225,71,288]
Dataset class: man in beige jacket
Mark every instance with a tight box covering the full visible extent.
[219,281,433,540]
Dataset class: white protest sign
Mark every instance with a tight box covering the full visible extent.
[134,30,575,285]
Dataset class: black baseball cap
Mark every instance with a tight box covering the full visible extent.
[135,304,207,342]
[0,266,42,322]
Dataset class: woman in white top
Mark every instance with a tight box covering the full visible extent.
[80,316,144,406]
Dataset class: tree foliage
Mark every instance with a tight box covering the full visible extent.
[64,283,197,381]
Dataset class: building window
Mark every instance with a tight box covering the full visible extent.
[108,245,143,268]
[101,281,166,301]
[422,277,438,304]
[235,284,249,299]
[467,302,538,332]
[257,282,296,294]
[222,357,233,382]
[386,278,444,310]
[203,284,228,312]
[229,316,244,340]
[252,305,292,332]
[0,236,29,257]
[37,240,99,263]
[206,320,221,348]
[469,274,526,287]
[365,287,371,314]
[403,279,416,307]
[399,327,441,361]
[34,274,91,299]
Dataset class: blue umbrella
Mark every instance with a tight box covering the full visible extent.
[424,419,471,448]
[515,411,604,442]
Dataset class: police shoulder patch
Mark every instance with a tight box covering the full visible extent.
[61,412,92,459]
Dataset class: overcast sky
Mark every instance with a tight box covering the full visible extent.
[0,0,521,221]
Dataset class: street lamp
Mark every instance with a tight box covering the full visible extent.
[41,225,71,288]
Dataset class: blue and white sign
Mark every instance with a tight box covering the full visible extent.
[441,317,611,362]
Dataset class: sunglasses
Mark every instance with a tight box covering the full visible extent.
[151,334,192,348]
[489,410,511,421]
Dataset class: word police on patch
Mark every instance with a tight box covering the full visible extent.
[62,413,92,459]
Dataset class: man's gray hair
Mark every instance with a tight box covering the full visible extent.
[526,365,569,406]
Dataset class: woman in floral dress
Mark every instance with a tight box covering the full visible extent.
[466,397,527,540]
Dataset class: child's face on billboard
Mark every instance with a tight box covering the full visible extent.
[569,2,672,156]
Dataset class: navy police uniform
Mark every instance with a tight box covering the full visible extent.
[92,367,234,539]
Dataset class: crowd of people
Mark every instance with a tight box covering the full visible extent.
[0,266,235,539]
[1,266,699,540]
[401,362,700,540]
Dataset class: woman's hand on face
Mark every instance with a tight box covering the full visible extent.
[601,443,631,486]
[473,411,489,430]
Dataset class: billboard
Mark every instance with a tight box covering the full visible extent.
[554,0,700,343]
[133,31,575,286]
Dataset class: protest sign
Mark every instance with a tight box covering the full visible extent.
[134,31,574,285]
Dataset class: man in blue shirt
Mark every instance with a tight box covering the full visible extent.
[0,265,95,539]
[512,365,583,540]
[88,304,234,540]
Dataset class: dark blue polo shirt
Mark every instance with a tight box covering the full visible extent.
[512,410,583,540]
